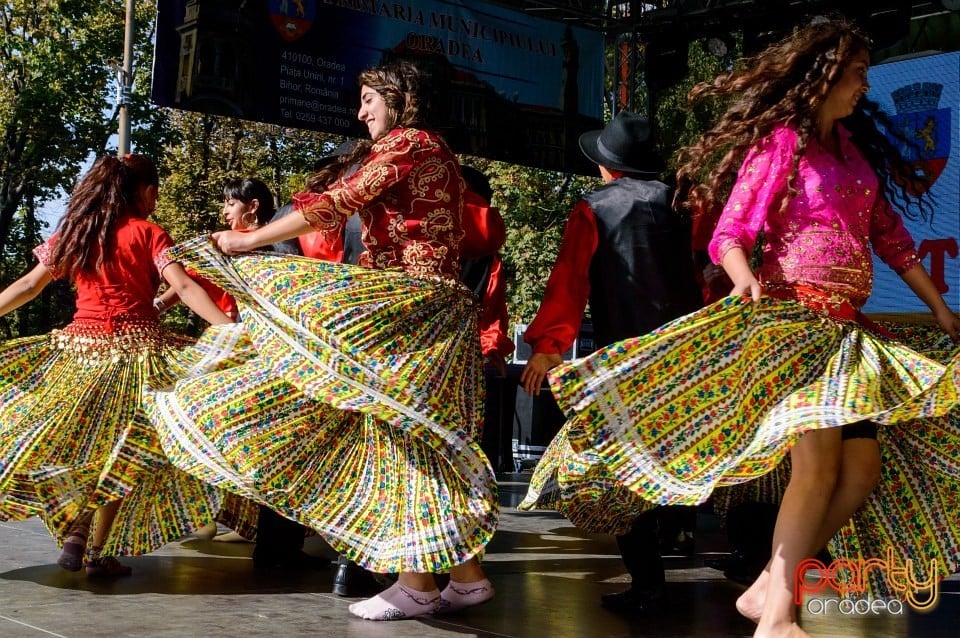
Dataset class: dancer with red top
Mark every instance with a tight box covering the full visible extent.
[0,153,231,577]
[155,177,272,321]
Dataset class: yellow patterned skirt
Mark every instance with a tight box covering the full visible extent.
[213,493,260,540]
[147,237,499,573]
[520,295,960,593]
[708,320,955,530]
[0,318,227,556]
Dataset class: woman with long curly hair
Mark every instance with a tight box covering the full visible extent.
[0,153,231,577]
[520,17,960,637]
[147,59,498,621]
[679,19,960,635]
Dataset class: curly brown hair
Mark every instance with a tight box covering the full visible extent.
[48,153,159,279]
[674,17,931,225]
[305,59,431,193]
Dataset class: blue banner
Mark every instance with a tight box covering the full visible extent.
[863,51,960,316]
[151,0,605,173]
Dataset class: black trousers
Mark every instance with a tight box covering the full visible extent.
[616,509,665,590]
[252,505,305,559]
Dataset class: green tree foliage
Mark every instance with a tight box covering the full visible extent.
[652,39,735,170]
[0,1,159,258]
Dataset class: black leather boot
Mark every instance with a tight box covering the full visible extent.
[604,510,667,613]
[332,555,387,597]
[252,506,329,570]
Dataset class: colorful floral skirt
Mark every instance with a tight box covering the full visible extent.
[214,493,260,540]
[520,294,960,591]
[710,321,952,531]
[0,319,227,556]
[147,237,499,573]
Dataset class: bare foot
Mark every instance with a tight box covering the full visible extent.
[192,521,218,540]
[736,572,768,623]
[213,531,252,542]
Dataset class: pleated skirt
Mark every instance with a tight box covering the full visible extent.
[147,237,499,573]
[520,295,960,593]
[0,319,225,556]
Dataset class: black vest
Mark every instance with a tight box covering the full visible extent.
[585,178,702,348]
[342,213,364,266]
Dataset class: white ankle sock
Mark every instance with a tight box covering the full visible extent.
[348,581,440,620]
[436,578,495,614]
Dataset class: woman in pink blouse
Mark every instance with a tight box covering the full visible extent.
[520,18,960,638]
[683,19,960,637]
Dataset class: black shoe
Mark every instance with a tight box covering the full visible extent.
[704,551,764,586]
[252,549,330,570]
[704,551,741,572]
[332,555,387,597]
[600,586,665,614]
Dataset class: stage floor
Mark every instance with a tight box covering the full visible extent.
[0,476,955,637]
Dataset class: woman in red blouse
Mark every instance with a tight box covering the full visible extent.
[155,177,281,321]
[148,60,499,621]
[0,154,231,577]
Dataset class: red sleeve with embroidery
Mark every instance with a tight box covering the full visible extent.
[32,235,62,279]
[293,129,420,240]
[523,200,598,355]
[150,227,176,275]
[153,251,174,274]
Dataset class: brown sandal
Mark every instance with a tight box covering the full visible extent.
[84,544,132,578]
[85,555,132,578]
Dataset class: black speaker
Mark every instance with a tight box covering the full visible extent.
[480,367,518,473]
[644,37,689,90]
[509,363,566,471]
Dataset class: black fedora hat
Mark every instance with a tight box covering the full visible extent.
[578,112,666,175]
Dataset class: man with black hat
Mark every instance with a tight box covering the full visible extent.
[520,111,703,613]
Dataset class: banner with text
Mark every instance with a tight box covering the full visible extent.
[863,51,960,316]
[152,0,605,173]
